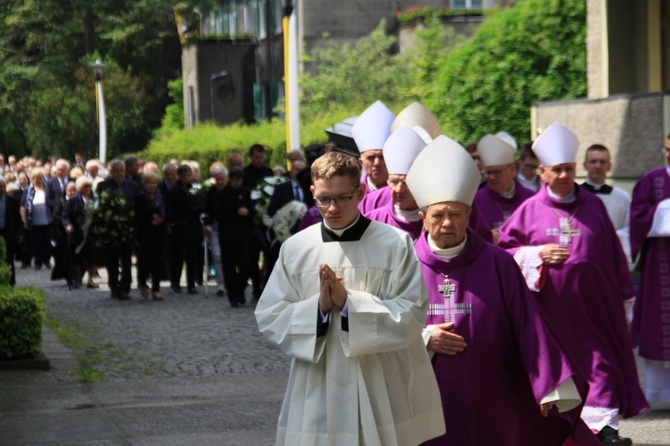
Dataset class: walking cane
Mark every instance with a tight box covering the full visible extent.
[200,213,209,297]
[66,233,72,291]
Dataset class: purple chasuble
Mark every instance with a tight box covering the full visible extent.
[364,194,422,241]
[473,179,535,230]
[298,205,323,232]
[416,229,598,446]
[358,186,392,215]
[498,184,648,418]
[630,167,670,361]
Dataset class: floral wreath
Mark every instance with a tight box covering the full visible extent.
[91,188,136,248]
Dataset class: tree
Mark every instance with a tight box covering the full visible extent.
[429,0,587,144]
[299,21,411,118]
[0,0,209,156]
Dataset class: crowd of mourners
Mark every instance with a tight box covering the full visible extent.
[0,144,311,306]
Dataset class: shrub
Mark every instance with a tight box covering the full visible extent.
[140,107,354,170]
[430,0,587,144]
[0,287,46,359]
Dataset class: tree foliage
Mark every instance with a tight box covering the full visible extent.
[0,0,208,158]
[299,21,411,118]
[429,0,587,143]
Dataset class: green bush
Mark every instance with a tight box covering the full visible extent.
[140,108,354,170]
[0,287,46,359]
[430,0,587,144]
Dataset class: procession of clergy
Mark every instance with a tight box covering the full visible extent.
[255,100,670,446]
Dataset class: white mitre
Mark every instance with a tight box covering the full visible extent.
[494,131,517,150]
[406,135,481,208]
[477,134,516,167]
[351,100,395,153]
[383,126,427,175]
[390,102,441,144]
[532,122,579,166]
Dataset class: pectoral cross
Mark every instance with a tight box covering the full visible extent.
[546,217,580,248]
[429,275,472,322]
[438,275,456,299]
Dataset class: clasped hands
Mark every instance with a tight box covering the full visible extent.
[540,244,569,266]
[318,263,347,313]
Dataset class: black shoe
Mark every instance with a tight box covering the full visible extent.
[34,264,42,271]
[187,287,199,295]
[118,292,131,301]
[21,264,30,270]
[72,283,80,289]
[44,262,51,269]
[216,289,225,297]
[230,301,239,308]
[597,426,632,446]
[87,282,100,289]
[110,289,119,299]
[171,285,182,293]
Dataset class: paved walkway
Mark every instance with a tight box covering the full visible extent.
[1,266,289,445]
[1,265,669,445]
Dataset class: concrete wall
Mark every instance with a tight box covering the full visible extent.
[532,92,669,181]
[398,15,483,53]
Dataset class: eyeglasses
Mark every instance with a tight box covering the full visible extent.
[314,188,358,208]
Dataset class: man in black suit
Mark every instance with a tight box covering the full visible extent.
[242,144,274,300]
[0,178,22,285]
[48,159,73,202]
[166,164,203,294]
[264,160,308,275]
[97,159,140,300]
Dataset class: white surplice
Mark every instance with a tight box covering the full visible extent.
[255,220,445,446]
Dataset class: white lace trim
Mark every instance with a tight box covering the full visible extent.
[512,246,544,292]
[581,406,621,431]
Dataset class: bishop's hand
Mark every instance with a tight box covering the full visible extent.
[427,322,467,356]
[540,244,570,266]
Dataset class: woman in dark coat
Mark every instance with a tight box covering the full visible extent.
[62,176,97,288]
[135,172,167,300]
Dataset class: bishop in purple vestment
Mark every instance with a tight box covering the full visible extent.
[630,160,670,403]
[473,134,535,243]
[407,134,599,446]
[364,126,427,240]
[498,122,647,444]
[358,184,392,214]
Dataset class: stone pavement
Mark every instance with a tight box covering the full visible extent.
[0,266,290,445]
[1,265,669,445]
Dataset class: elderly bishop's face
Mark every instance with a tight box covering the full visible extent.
[540,162,576,198]
[419,202,471,249]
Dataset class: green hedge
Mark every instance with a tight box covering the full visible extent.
[0,286,46,359]
[139,109,354,170]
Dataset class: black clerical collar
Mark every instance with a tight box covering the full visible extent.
[581,180,613,195]
[321,215,372,242]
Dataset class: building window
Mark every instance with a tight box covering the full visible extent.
[451,0,483,8]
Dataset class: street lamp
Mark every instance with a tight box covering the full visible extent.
[89,59,107,163]
[281,0,300,161]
